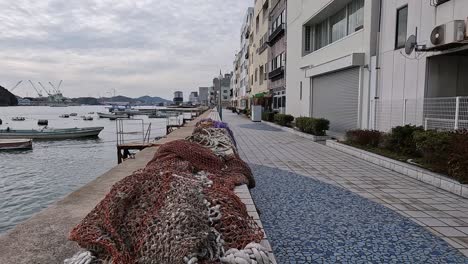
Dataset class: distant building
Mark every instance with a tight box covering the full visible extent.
[189,91,199,105]
[213,71,233,107]
[173,91,183,105]
[17,97,31,106]
[198,87,209,106]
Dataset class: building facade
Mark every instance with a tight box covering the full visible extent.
[239,7,254,110]
[189,91,199,105]
[213,72,233,107]
[286,0,380,136]
[198,87,209,106]
[173,91,183,105]
[268,0,287,113]
[373,0,468,132]
[250,0,271,98]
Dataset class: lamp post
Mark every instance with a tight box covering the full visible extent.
[218,71,223,120]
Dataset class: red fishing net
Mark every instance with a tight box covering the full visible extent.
[68,120,263,263]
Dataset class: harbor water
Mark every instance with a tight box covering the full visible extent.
[0,106,167,234]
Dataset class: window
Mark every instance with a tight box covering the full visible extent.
[256,15,260,33]
[223,96,228,100]
[304,26,312,52]
[300,81,302,100]
[259,66,264,85]
[264,63,268,80]
[330,8,347,43]
[255,68,258,82]
[348,0,364,33]
[304,0,364,54]
[395,6,408,49]
[271,53,285,71]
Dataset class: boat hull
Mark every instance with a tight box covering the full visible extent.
[97,112,129,119]
[0,127,104,140]
[0,139,33,150]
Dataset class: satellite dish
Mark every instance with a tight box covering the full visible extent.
[405,35,417,55]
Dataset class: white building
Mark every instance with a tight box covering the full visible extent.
[198,87,209,106]
[374,0,468,132]
[239,7,254,110]
[286,0,379,136]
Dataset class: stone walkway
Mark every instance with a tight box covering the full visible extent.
[223,111,468,263]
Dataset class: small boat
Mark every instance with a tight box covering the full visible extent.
[37,120,49,126]
[12,117,26,121]
[97,112,129,119]
[70,113,78,117]
[0,127,104,140]
[83,116,94,121]
[0,139,33,151]
[0,119,2,125]
[88,112,95,115]
[60,114,70,118]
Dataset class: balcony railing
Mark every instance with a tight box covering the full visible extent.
[268,24,285,46]
[268,66,284,80]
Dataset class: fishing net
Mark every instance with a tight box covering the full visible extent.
[67,120,267,264]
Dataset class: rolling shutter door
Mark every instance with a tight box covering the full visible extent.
[312,67,360,134]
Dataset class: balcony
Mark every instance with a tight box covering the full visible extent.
[268,24,285,46]
[268,66,284,80]
[432,0,450,6]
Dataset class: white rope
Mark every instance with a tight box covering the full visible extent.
[63,251,96,264]
[220,243,273,264]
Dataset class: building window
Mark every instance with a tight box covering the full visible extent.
[395,6,408,49]
[304,26,312,52]
[255,68,258,82]
[256,15,260,33]
[271,53,285,71]
[300,81,302,100]
[264,63,268,80]
[305,0,364,54]
[259,66,264,85]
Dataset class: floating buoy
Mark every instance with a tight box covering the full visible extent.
[38,119,49,126]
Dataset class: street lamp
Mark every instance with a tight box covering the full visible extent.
[218,71,223,120]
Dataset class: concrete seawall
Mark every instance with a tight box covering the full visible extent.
[0,112,210,264]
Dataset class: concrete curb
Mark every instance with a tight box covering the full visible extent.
[326,140,468,199]
[262,121,331,141]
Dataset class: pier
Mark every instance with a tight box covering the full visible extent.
[0,109,274,264]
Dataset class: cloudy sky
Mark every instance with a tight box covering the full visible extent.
[0,0,252,100]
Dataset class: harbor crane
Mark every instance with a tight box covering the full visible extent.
[9,81,23,92]
[38,82,53,96]
[28,80,43,97]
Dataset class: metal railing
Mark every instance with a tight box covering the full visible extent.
[116,119,151,146]
[372,96,468,131]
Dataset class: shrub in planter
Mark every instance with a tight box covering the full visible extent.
[274,114,294,126]
[383,125,424,155]
[346,129,383,148]
[262,111,275,122]
[414,130,453,170]
[295,117,330,136]
[448,130,468,184]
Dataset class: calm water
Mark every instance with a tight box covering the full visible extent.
[0,106,167,234]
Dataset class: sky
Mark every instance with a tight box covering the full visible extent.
[0,0,252,100]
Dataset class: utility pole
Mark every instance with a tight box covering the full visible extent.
[218,70,223,120]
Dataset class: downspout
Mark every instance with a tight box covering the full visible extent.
[371,0,383,130]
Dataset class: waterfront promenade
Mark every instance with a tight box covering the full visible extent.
[224,111,468,263]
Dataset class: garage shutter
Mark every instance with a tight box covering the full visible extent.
[312,67,360,134]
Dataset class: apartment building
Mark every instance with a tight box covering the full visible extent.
[268,0,287,113]
[189,91,198,105]
[250,0,270,98]
[286,0,380,136]
[213,72,233,107]
[373,0,468,132]
[236,7,255,110]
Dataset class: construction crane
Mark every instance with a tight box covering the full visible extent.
[48,82,59,94]
[9,81,23,92]
[28,80,43,97]
[56,80,63,93]
[38,82,52,96]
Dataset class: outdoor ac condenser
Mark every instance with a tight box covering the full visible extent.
[429,20,466,48]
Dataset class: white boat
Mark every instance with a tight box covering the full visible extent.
[0,127,104,140]
[83,116,94,121]
[70,113,78,117]
[60,114,70,118]
[97,112,129,119]
[0,139,33,150]
[12,117,26,121]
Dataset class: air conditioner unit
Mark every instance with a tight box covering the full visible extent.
[429,20,466,48]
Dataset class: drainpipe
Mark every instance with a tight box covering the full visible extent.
[371,0,383,130]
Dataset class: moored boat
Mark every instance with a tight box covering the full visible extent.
[83,116,94,121]
[70,113,78,117]
[60,114,70,118]
[12,117,26,121]
[97,112,129,119]
[0,139,33,150]
[0,127,104,140]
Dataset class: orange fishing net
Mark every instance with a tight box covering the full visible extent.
[68,120,263,264]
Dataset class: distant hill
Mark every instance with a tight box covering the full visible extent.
[136,96,171,105]
[0,86,18,106]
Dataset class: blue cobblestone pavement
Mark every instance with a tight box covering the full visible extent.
[250,165,468,264]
